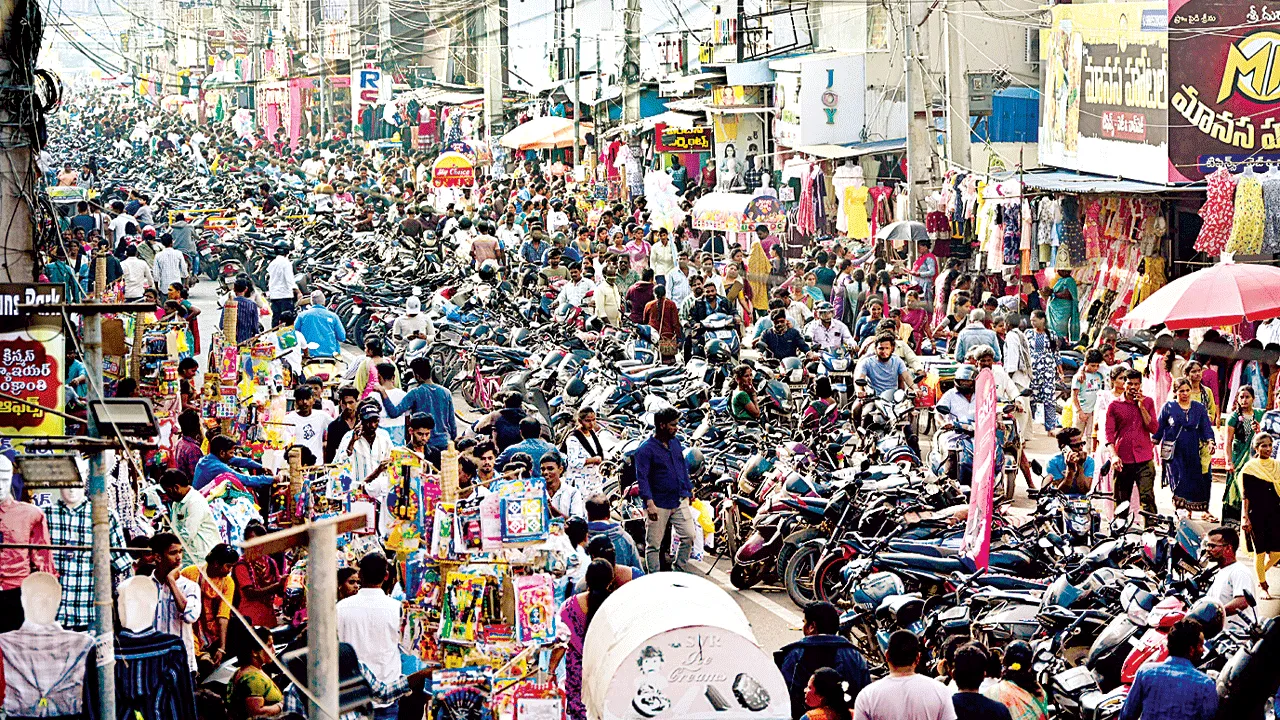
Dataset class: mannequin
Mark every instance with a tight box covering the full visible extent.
[47,481,134,631]
[756,171,777,198]
[0,456,54,632]
[716,143,745,192]
[114,577,198,720]
[0,573,96,719]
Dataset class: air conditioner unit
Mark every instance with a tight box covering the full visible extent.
[1024,27,1040,66]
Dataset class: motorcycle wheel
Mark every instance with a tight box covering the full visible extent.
[1002,467,1017,503]
[811,553,850,605]
[776,528,822,584]
[783,542,823,607]
[730,564,760,590]
[719,504,740,562]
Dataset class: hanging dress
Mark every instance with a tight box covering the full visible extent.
[846,185,870,240]
[1263,174,1280,254]
[1195,168,1236,255]
[1227,174,1266,254]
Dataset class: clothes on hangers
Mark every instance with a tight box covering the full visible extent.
[1196,168,1236,255]
[1227,174,1265,254]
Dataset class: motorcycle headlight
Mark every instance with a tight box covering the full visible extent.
[738,477,755,494]
[831,358,848,371]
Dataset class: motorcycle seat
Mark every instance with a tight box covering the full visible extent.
[781,497,829,515]
[878,552,976,574]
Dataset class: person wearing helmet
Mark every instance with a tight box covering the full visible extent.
[935,364,979,475]
[478,259,500,284]
[266,241,299,328]
[805,301,854,353]
[392,295,433,346]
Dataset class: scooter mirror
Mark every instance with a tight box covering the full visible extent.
[307,342,320,351]
[936,405,951,415]
[1114,501,1130,517]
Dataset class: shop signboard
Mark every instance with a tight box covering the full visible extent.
[351,67,388,133]
[432,152,476,187]
[1168,0,1280,180]
[772,53,866,147]
[654,125,712,153]
[1039,2,1170,184]
[0,284,65,438]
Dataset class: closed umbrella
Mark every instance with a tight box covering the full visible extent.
[1121,259,1280,330]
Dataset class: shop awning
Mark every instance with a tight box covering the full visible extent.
[691,192,787,233]
[497,116,595,150]
[794,137,906,159]
[1010,169,1206,194]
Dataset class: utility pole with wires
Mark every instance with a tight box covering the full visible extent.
[0,0,43,282]
[903,0,940,222]
[621,0,640,124]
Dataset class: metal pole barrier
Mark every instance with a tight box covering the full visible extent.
[83,309,116,720]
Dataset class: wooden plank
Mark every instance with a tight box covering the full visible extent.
[240,512,368,558]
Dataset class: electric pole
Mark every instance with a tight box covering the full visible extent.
[904,0,937,222]
[943,0,970,169]
[482,0,505,141]
[573,29,581,167]
[622,0,640,124]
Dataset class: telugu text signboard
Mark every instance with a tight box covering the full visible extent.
[654,125,712,153]
[0,284,66,438]
[1168,0,1280,180]
[1039,2,1170,183]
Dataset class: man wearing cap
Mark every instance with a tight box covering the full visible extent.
[336,402,395,534]
[954,309,1002,364]
[295,290,347,358]
[392,296,433,346]
[805,301,854,353]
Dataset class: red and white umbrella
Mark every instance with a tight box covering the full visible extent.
[1122,259,1280,330]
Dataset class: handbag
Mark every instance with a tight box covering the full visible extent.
[655,304,678,357]
[1159,421,1183,462]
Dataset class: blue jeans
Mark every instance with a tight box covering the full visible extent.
[373,701,399,720]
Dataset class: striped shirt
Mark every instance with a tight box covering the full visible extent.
[152,573,201,671]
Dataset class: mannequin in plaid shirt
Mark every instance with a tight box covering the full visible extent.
[46,486,132,631]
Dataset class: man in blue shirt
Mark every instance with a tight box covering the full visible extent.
[378,358,457,465]
[194,435,269,489]
[635,407,696,572]
[219,277,262,345]
[495,418,556,476]
[953,309,1002,364]
[1044,427,1095,494]
[1119,618,1218,720]
[757,311,812,360]
[295,289,347,358]
[775,602,871,719]
[854,334,913,395]
[520,230,549,266]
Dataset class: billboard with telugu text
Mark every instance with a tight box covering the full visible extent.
[1039,2,1170,184]
[1168,0,1280,180]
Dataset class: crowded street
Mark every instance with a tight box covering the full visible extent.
[6,0,1280,716]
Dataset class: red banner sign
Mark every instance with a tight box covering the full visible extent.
[962,368,997,571]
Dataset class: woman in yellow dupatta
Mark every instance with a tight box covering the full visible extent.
[1241,432,1280,598]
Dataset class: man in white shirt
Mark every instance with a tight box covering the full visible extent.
[284,386,330,463]
[1204,526,1258,636]
[853,631,955,720]
[547,200,569,234]
[337,552,405,719]
[152,235,188,292]
[119,245,153,301]
[541,452,586,519]
[337,403,395,533]
[557,263,596,314]
[805,302,854,352]
[300,154,325,181]
[266,244,299,328]
[149,532,202,673]
[497,215,525,251]
[108,200,137,247]
[391,296,433,347]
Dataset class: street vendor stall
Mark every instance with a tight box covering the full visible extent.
[691,193,788,261]
[583,573,790,720]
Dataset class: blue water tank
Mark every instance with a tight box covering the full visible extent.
[971,87,1039,143]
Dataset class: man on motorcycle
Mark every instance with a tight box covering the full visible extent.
[966,344,1035,490]
[854,334,913,395]
[953,308,1001,364]
[757,311,815,361]
[935,363,978,482]
[804,301,854,353]
[294,289,346,358]
[391,296,432,346]
[1204,526,1257,634]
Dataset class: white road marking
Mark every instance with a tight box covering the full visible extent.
[691,559,804,628]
